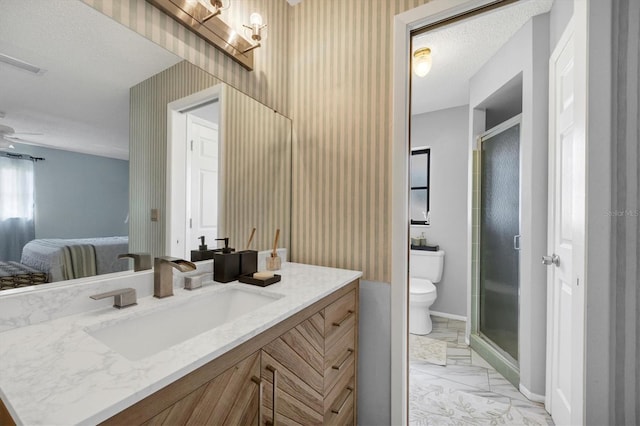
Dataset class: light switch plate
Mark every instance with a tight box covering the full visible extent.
[151,208,159,222]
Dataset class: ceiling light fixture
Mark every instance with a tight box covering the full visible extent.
[413,47,432,77]
[242,13,267,53]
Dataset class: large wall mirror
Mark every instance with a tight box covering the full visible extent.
[0,1,292,294]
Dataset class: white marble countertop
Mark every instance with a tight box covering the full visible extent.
[0,262,361,425]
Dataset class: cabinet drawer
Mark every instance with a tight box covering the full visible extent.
[260,351,324,416]
[324,326,355,394]
[324,375,355,426]
[324,290,356,349]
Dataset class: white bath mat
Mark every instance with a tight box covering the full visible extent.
[410,334,447,366]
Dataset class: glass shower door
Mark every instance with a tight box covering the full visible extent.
[479,117,520,363]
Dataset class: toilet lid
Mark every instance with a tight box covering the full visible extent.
[411,278,436,294]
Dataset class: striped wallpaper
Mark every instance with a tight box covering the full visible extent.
[129,60,291,256]
[82,0,291,116]
[288,0,430,282]
[610,0,640,422]
[221,85,292,252]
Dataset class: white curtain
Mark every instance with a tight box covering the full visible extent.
[0,156,35,261]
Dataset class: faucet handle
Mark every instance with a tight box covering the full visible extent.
[90,288,137,309]
[118,253,152,272]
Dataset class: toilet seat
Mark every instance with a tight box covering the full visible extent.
[410,278,436,295]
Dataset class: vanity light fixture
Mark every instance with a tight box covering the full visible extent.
[195,0,230,23]
[147,0,257,70]
[413,47,432,77]
[242,13,267,53]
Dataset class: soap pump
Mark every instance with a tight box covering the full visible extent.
[190,235,215,261]
[213,237,240,283]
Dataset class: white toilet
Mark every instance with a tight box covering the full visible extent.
[409,249,445,335]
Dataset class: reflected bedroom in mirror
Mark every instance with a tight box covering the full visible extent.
[0,0,292,293]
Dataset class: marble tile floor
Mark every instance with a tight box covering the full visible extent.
[409,316,554,425]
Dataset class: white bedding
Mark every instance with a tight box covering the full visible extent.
[20,237,129,282]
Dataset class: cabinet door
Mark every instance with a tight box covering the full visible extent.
[142,351,261,426]
[261,313,324,425]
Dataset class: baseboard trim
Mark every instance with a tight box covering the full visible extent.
[519,384,545,403]
[430,311,467,322]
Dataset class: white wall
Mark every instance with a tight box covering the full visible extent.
[410,105,469,318]
[468,13,550,396]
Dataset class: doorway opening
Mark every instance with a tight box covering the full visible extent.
[404,0,554,424]
[166,85,224,259]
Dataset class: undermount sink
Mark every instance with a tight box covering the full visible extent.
[87,286,283,361]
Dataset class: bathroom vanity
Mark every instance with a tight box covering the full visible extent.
[0,263,361,425]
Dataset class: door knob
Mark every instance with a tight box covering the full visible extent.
[542,254,560,266]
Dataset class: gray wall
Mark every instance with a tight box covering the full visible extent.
[549,0,573,53]
[12,143,129,238]
[358,280,391,426]
[410,105,469,318]
[606,0,639,424]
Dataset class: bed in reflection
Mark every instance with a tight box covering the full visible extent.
[18,236,129,283]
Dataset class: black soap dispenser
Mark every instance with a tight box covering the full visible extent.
[213,237,240,283]
[191,236,216,262]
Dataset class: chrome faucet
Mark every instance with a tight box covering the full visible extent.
[154,257,197,298]
[90,288,137,309]
[118,252,152,271]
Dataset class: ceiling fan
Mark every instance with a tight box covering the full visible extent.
[0,124,43,149]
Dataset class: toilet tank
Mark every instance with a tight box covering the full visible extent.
[409,250,445,283]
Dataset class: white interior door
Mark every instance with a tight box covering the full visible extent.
[186,115,219,255]
[546,15,585,426]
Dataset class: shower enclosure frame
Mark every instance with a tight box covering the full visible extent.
[470,113,522,385]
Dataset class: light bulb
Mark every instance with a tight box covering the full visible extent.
[413,47,432,77]
[249,13,263,26]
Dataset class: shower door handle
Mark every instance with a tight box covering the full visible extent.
[513,235,521,250]
[542,254,560,267]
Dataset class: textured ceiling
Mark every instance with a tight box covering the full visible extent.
[411,0,553,116]
[0,0,181,159]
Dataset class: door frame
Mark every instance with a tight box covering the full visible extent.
[166,84,225,258]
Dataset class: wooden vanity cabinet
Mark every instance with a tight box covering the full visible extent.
[141,351,261,425]
[102,280,358,426]
[260,290,358,426]
[0,398,16,426]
